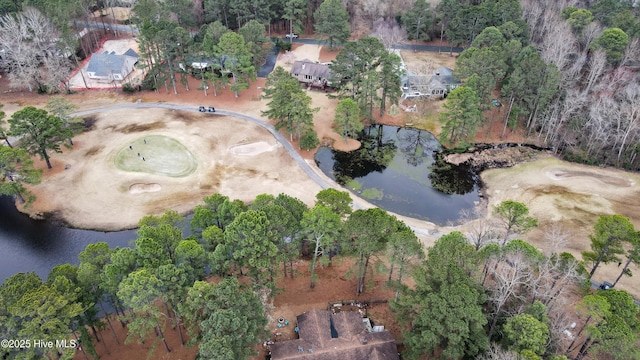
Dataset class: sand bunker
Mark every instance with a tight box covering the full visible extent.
[228,141,278,156]
[129,183,162,194]
[546,170,632,187]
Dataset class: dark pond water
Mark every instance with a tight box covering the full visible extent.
[0,195,137,283]
[315,125,480,225]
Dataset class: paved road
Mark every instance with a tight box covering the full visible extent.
[74,20,139,36]
[74,19,464,53]
[289,37,465,53]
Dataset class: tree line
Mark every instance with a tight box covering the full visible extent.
[2,187,637,359]
[435,0,640,171]
[0,188,426,359]
[395,205,640,360]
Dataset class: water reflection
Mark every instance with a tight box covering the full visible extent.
[397,128,437,167]
[315,125,479,225]
[0,196,137,282]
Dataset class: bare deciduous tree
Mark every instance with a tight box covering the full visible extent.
[0,7,69,92]
[486,252,532,339]
[546,305,576,355]
[621,38,640,67]
[359,0,388,29]
[460,207,500,251]
[615,82,640,163]
[578,22,603,53]
[371,17,407,50]
[478,343,519,360]
[540,20,578,72]
[583,50,608,95]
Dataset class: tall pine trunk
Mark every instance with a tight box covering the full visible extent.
[589,241,612,277]
[501,95,515,139]
[310,236,322,288]
[156,319,171,353]
[613,257,633,286]
[174,310,184,346]
[566,315,591,355]
[98,301,120,344]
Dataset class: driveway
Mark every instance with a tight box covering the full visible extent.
[258,45,279,78]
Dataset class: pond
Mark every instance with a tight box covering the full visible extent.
[315,125,480,225]
[0,195,137,282]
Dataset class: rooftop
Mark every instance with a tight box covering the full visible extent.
[270,309,399,360]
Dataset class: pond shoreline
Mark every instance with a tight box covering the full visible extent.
[442,142,552,171]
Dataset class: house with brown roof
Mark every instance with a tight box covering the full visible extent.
[270,309,399,360]
[290,59,332,89]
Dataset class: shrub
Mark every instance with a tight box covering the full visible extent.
[300,129,319,150]
[275,38,292,52]
[122,83,136,93]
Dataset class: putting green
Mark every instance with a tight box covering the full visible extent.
[115,135,197,177]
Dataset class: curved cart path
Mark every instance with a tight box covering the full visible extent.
[73,103,439,237]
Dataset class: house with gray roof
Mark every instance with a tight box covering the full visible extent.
[402,66,461,99]
[86,48,138,81]
[290,59,332,89]
[270,309,399,360]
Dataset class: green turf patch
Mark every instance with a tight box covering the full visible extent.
[345,178,363,191]
[361,188,384,200]
[115,135,197,177]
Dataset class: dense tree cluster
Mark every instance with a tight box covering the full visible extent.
[395,203,640,360]
[0,7,74,92]
[262,66,319,149]
[1,194,638,359]
[429,0,640,168]
[329,37,404,121]
[519,0,640,169]
[0,189,425,359]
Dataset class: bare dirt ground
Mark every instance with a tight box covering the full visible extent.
[481,156,640,299]
[25,108,321,230]
[77,257,399,360]
[400,49,457,75]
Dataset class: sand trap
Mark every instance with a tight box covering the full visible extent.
[545,170,632,187]
[129,183,161,194]
[228,141,278,156]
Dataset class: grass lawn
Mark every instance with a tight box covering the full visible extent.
[114,135,197,177]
